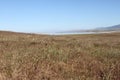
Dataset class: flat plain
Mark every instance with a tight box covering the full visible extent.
[0,31,120,80]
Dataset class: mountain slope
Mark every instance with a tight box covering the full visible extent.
[96,24,120,31]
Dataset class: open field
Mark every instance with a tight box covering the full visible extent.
[0,31,120,80]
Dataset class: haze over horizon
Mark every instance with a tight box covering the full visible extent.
[0,0,120,33]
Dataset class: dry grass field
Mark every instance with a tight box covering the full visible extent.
[0,31,120,80]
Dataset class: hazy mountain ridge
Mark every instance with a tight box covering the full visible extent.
[95,24,120,31]
[61,24,120,33]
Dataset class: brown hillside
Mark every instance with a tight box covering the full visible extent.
[0,31,120,80]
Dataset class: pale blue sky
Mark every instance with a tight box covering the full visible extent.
[0,0,120,33]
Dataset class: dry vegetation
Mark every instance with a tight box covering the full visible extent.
[0,31,120,80]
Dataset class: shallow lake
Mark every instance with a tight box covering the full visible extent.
[37,31,119,35]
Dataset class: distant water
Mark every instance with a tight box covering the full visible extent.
[38,31,119,35]
[39,32,99,35]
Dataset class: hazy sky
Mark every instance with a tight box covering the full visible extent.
[0,0,120,33]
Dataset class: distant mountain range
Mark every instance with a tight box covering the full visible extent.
[0,24,120,35]
[59,24,120,33]
[95,24,120,31]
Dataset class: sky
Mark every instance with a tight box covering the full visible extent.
[0,0,120,33]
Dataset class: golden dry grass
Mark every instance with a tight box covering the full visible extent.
[0,31,120,80]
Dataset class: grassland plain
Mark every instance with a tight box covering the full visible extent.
[0,31,120,80]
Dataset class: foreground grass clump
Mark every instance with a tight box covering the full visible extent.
[0,31,120,80]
